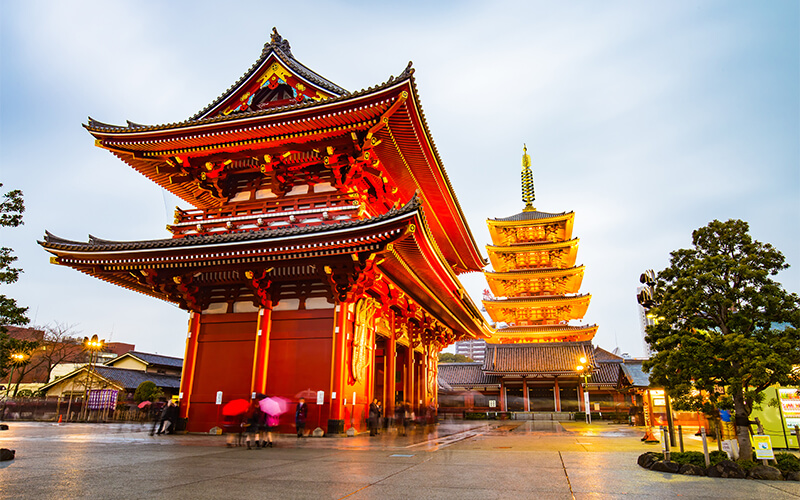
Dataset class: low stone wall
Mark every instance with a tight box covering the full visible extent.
[638,452,800,481]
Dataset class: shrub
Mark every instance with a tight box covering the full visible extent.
[737,459,758,472]
[775,453,800,473]
[669,451,706,467]
[709,450,728,466]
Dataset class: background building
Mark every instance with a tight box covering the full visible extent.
[454,339,486,362]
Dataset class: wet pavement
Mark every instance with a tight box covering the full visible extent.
[1,420,798,499]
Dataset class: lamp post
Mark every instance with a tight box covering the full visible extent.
[2,352,28,421]
[82,334,105,421]
[576,356,591,424]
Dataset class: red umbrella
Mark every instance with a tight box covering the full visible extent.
[222,398,250,416]
[137,401,152,409]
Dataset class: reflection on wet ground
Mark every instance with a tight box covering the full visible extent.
[3,421,798,499]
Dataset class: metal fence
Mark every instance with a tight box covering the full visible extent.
[1,396,153,422]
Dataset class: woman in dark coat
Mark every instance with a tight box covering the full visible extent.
[295,398,308,437]
[368,399,381,436]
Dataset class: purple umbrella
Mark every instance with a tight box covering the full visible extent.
[259,396,288,416]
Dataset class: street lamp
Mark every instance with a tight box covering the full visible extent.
[82,334,105,420]
[4,352,28,397]
[1,351,29,421]
[576,356,592,424]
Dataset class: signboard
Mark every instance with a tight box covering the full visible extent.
[87,389,117,410]
[753,435,775,460]
[778,388,800,428]
[216,391,223,405]
[489,399,497,408]
[650,389,666,407]
[316,390,325,405]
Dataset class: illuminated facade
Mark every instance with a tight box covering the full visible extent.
[452,147,600,413]
[40,30,490,433]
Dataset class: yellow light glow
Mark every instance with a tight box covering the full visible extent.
[576,365,584,372]
[580,356,587,364]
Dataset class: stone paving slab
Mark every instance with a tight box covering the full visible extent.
[1,420,799,499]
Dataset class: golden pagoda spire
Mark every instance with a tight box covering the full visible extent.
[521,144,535,212]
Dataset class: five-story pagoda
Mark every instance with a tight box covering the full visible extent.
[480,147,598,413]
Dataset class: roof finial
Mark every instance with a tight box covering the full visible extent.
[271,27,282,44]
[269,27,292,56]
[521,144,535,212]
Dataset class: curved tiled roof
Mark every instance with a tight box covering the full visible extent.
[109,351,183,368]
[490,210,572,222]
[191,29,349,120]
[482,341,595,374]
[40,196,421,252]
[620,361,651,388]
[93,366,181,390]
[84,62,412,135]
[438,363,501,387]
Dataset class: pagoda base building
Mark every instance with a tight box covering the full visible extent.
[41,30,490,434]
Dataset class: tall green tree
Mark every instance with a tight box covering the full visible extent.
[0,184,30,379]
[644,219,800,460]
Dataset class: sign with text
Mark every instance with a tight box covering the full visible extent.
[778,388,800,428]
[753,435,774,460]
[216,391,223,405]
[317,390,325,405]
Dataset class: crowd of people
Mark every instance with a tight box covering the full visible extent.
[368,399,436,437]
[213,396,436,445]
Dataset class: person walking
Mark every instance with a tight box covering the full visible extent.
[158,401,178,435]
[395,400,406,436]
[245,402,262,449]
[295,398,308,437]
[149,399,166,436]
[368,399,381,436]
[263,408,278,447]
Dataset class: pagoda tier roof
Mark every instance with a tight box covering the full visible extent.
[486,211,574,247]
[482,294,592,324]
[482,341,596,376]
[489,209,572,223]
[486,238,580,273]
[40,196,489,342]
[484,265,585,297]
[83,34,484,274]
[488,324,598,344]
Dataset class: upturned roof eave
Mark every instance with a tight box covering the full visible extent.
[84,70,412,139]
[40,196,423,255]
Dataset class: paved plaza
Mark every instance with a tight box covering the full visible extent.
[1,420,798,499]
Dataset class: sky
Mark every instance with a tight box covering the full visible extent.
[1,1,798,359]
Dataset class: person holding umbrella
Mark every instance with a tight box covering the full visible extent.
[221,399,250,447]
[295,398,308,437]
[245,401,262,450]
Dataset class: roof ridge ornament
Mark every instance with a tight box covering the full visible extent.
[521,144,535,212]
[269,27,292,57]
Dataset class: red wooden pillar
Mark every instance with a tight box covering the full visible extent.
[500,379,507,412]
[577,383,585,412]
[250,306,272,396]
[406,345,415,411]
[522,378,530,412]
[330,302,350,421]
[178,311,200,419]
[554,377,561,412]
[416,351,424,408]
[385,311,397,417]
